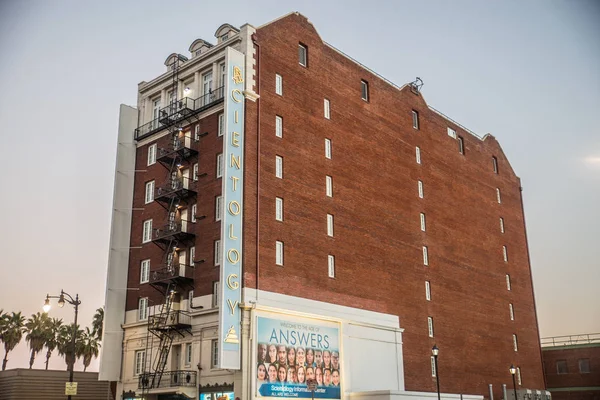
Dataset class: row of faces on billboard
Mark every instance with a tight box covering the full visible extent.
[255,316,341,399]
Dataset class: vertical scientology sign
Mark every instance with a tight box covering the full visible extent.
[218,47,245,370]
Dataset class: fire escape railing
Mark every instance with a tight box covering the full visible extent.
[139,370,197,390]
[150,263,195,284]
[135,86,225,140]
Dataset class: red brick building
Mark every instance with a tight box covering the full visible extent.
[541,334,600,400]
[100,12,546,400]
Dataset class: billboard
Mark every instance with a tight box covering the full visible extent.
[256,316,341,399]
[217,46,246,370]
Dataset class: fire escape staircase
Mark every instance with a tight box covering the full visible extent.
[139,56,199,400]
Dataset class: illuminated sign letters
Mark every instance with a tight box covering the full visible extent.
[218,47,245,370]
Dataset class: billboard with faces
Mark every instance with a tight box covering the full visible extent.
[255,316,341,399]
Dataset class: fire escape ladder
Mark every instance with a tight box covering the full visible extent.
[150,289,176,388]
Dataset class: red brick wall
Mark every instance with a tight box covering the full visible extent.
[243,13,545,397]
[126,111,224,311]
[543,345,600,391]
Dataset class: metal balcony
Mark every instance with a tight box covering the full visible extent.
[148,310,192,332]
[154,178,196,204]
[134,86,225,140]
[152,221,194,246]
[150,263,194,287]
[138,370,197,390]
[157,136,198,164]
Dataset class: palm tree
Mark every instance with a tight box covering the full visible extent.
[79,327,100,372]
[0,310,7,338]
[25,312,49,369]
[2,312,25,371]
[57,323,83,371]
[43,317,63,370]
[91,308,104,340]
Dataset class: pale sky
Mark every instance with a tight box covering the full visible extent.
[0,0,598,372]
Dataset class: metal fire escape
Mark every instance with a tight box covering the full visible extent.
[138,55,201,399]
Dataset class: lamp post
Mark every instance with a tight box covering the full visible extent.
[44,290,81,400]
[509,364,518,400]
[432,345,440,400]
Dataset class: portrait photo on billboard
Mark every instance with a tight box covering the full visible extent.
[255,315,341,399]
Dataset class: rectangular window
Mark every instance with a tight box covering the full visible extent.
[425,281,431,301]
[185,343,193,365]
[496,188,502,204]
[211,340,219,368]
[276,197,283,221]
[142,219,153,243]
[361,80,369,101]
[447,127,457,139]
[298,44,307,67]
[458,136,465,155]
[431,356,436,377]
[202,72,213,97]
[327,214,334,237]
[517,367,522,385]
[513,334,518,352]
[503,246,508,262]
[324,99,330,119]
[493,156,499,174]
[579,358,590,373]
[416,147,421,164]
[276,241,284,266]
[194,125,200,140]
[275,115,283,138]
[328,255,335,278]
[275,155,283,178]
[134,350,146,376]
[193,163,199,181]
[220,63,226,87]
[556,360,568,374]
[218,113,224,137]
[216,153,223,178]
[138,297,148,321]
[326,176,333,197]
[506,274,511,291]
[500,217,505,233]
[145,181,155,204]
[190,246,195,267]
[418,180,424,198]
[191,204,197,223]
[212,281,219,307]
[509,303,514,321]
[147,144,157,166]
[423,246,429,266]
[325,138,332,159]
[275,74,283,95]
[214,240,221,266]
[427,317,434,337]
[412,110,419,129]
[215,196,223,221]
[140,259,150,284]
[420,213,426,232]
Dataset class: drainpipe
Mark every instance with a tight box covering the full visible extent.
[251,33,261,299]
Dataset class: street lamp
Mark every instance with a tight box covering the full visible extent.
[432,345,440,400]
[509,364,518,400]
[44,290,81,400]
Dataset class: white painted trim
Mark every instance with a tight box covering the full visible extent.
[243,288,400,330]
